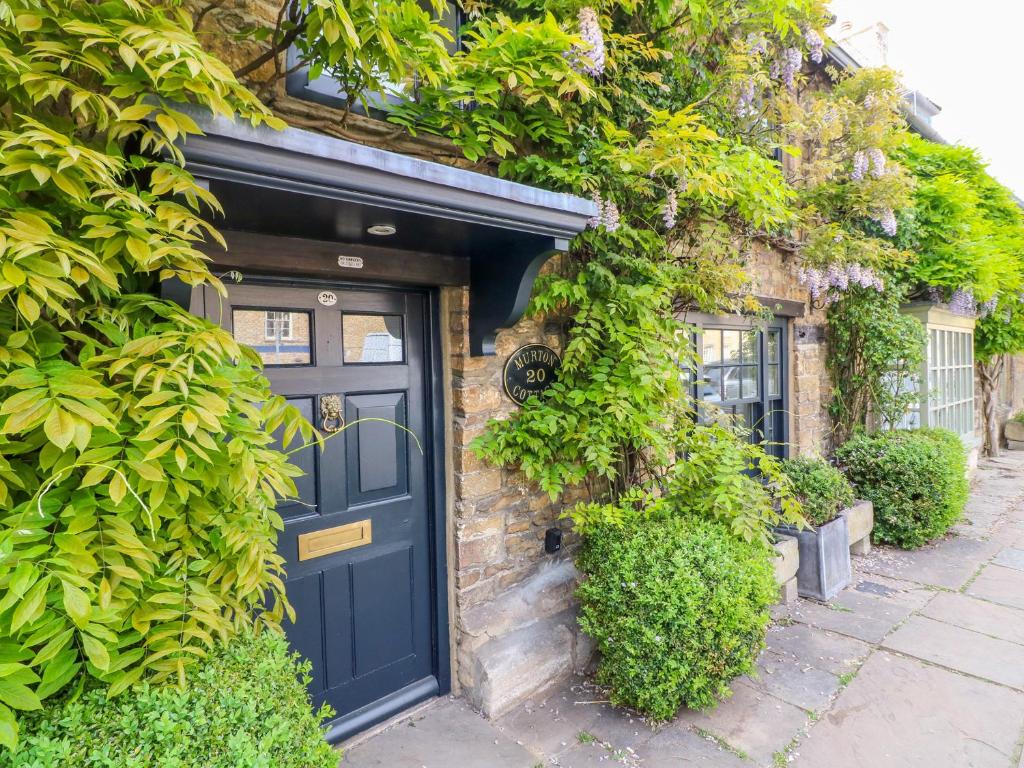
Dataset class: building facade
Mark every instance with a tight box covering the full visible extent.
[171,4,1024,742]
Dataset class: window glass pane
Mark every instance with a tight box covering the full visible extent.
[343,314,404,363]
[702,331,722,365]
[767,364,781,397]
[233,309,311,365]
[767,330,780,364]
[742,330,760,364]
[723,366,741,400]
[741,366,758,399]
[723,331,741,365]
[701,368,722,403]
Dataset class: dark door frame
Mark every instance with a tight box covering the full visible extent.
[202,270,451,739]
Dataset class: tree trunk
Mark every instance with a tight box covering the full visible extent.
[977,357,1004,458]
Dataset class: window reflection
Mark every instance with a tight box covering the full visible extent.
[343,314,404,363]
[233,309,312,366]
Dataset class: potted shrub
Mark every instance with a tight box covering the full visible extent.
[776,457,856,601]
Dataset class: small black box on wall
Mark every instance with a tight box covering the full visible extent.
[544,528,562,554]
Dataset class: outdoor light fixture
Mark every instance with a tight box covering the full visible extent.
[366,224,397,236]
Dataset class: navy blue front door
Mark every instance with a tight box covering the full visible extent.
[210,281,440,738]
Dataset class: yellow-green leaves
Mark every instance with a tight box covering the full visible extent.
[0,0,313,747]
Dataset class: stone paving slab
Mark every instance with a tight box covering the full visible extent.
[341,698,537,768]
[789,652,1024,768]
[677,680,810,765]
[787,575,933,644]
[994,546,1024,571]
[967,564,1024,610]
[762,623,870,676]
[920,590,1024,645]
[882,615,1024,690]
[856,535,1001,590]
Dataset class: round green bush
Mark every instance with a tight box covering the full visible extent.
[836,428,968,549]
[576,518,777,720]
[0,631,338,768]
[778,457,855,526]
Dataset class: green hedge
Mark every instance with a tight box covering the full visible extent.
[576,517,777,720]
[778,457,855,526]
[0,631,337,768]
[836,428,968,548]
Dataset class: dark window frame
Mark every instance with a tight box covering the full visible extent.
[688,314,790,458]
[284,3,464,116]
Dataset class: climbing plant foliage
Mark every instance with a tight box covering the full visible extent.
[0,0,313,748]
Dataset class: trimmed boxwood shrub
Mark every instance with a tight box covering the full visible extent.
[576,517,777,720]
[779,457,855,526]
[836,428,969,549]
[0,631,337,768]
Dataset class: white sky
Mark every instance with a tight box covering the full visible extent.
[828,0,1024,198]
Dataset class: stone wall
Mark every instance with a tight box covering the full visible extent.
[744,244,831,456]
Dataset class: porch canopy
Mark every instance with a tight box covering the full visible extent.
[169,111,596,355]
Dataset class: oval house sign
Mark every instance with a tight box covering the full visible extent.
[503,344,560,405]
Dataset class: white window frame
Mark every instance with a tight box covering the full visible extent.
[899,303,976,440]
[264,311,294,341]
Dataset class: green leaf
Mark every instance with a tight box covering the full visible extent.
[43,407,76,451]
[11,579,49,633]
[62,581,92,627]
[0,679,42,711]
[81,634,110,672]
[0,704,17,750]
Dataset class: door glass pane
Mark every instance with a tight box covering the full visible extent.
[232,309,312,366]
[767,329,780,364]
[767,363,780,397]
[343,314,404,363]
[702,331,722,365]
[723,331,741,365]
[702,368,722,402]
[723,366,741,400]
[741,366,758,399]
[742,330,760,364]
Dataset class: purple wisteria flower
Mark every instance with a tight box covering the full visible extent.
[736,77,757,117]
[864,92,876,109]
[867,148,887,178]
[570,7,605,77]
[851,151,868,181]
[662,188,678,230]
[587,192,603,229]
[879,208,897,236]
[804,29,824,63]
[799,262,885,301]
[602,200,621,232]
[781,47,803,89]
[747,32,768,57]
[979,296,999,318]
[949,288,976,316]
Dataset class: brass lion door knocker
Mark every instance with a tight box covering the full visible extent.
[320,394,345,433]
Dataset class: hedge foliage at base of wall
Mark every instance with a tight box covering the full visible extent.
[836,428,969,549]
[0,630,337,768]
[576,518,777,720]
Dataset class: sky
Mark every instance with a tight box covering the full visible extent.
[828,0,1024,198]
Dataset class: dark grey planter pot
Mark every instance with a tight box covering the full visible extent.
[776,516,852,601]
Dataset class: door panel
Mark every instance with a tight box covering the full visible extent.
[204,280,439,733]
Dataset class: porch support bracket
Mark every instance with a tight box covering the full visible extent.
[469,237,567,356]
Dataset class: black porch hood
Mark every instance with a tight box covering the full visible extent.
[168,111,596,355]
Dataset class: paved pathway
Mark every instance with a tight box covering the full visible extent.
[341,454,1024,767]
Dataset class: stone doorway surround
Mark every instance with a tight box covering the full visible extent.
[341,453,1024,767]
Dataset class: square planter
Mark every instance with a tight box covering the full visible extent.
[840,500,874,555]
[773,533,800,604]
[777,516,851,602]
